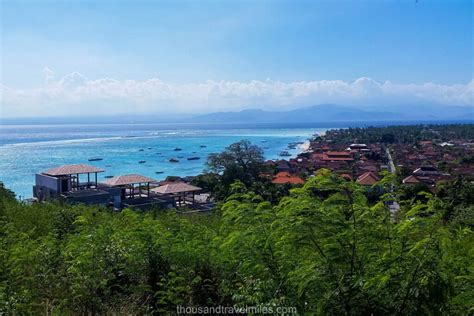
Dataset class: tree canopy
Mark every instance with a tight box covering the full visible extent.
[207,139,265,186]
[0,168,472,314]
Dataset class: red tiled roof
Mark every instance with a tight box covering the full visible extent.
[322,155,354,161]
[272,172,304,185]
[326,151,352,156]
[357,165,378,173]
[324,157,354,161]
[356,172,380,186]
[311,153,325,160]
[275,171,292,178]
[340,173,353,181]
[43,164,104,176]
[158,180,177,186]
[103,174,156,186]
[402,175,420,184]
[322,151,353,161]
[151,182,201,194]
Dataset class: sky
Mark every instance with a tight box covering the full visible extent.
[0,0,473,118]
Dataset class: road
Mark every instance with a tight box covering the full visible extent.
[385,146,400,214]
[386,147,396,174]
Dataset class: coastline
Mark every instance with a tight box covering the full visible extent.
[297,140,311,153]
[1,126,318,199]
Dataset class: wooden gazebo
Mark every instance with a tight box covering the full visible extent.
[103,174,156,199]
[42,164,104,192]
[151,182,201,206]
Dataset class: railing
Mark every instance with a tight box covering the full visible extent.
[71,182,99,191]
[65,189,109,198]
[122,196,174,210]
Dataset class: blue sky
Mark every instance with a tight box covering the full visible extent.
[0,0,472,117]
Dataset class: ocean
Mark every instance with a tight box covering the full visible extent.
[0,123,326,199]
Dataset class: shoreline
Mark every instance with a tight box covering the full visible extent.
[297,140,311,153]
[4,127,317,200]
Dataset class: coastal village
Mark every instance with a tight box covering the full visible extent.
[31,125,474,211]
[272,127,474,188]
[3,1,472,313]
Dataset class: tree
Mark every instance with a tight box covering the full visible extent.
[217,181,294,308]
[207,140,266,188]
[0,174,472,314]
[191,172,223,199]
[381,132,396,144]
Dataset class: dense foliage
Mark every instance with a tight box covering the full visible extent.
[193,139,291,202]
[206,139,266,187]
[1,168,472,314]
[324,124,474,145]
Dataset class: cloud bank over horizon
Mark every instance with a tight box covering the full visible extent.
[1,69,473,118]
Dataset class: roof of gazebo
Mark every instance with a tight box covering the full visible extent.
[151,182,201,194]
[43,164,104,176]
[103,174,156,186]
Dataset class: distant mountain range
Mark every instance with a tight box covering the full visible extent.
[190,104,473,123]
[2,104,472,125]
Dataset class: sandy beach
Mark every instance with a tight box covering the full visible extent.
[298,140,311,152]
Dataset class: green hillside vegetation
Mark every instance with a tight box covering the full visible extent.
[323,124,474,145]
[1,166,472,314]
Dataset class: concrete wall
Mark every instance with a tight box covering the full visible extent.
[35,173,59,192]
[102,186,122,208]
[66,191,111,206]
[34,174,60,200]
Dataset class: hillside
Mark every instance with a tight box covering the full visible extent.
[191,104,473,123]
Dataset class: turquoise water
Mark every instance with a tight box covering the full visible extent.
[0,124,326,199]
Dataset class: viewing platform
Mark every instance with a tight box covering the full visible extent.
[33,164,207,211]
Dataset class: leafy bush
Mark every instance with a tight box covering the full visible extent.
[0,172,472,314]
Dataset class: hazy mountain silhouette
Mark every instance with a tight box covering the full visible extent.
[191,104,473,123]
[2,104,472,125]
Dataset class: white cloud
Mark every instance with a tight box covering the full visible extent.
[42,67,55,84]
[1,71,473,118]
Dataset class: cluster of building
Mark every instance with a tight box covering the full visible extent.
[32,133,473,209]
[33,164,213,211]
[265,137,474,189]
[266,142,385,187]
[393,140,474,186]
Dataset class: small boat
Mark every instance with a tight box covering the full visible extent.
[200,145,206,148]
[279,151,291,157]
[187,157,200,160]
[139,160,146,164]
[104,175,114,179]
[155,171,164,174]
[139,149,144,152]
[174,148,182,151]
[169,158,179,163]
[88,158,103,161]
